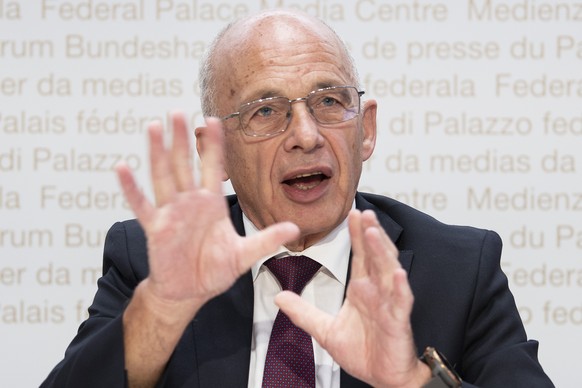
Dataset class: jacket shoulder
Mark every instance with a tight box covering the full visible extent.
[102,219,148,281]
[358,192,501,255]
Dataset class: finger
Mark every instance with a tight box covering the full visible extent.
[362,210,398,261]
[199,117,225,193]
[170,111,195,191]
[359,211,401,295]
[148,121,176,205]
[237,222,300,272]
[348,210,367,280]
[390,268,414,322]
[358,211,380,277]
[116,162,155,226]
[361,210,400,275]
[275,291,334,348]
[364,227,397,292]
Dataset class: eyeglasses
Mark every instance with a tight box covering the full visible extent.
[221,86,365,137]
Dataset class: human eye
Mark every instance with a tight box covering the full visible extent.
[239,98,288,135]
[310,88,359,124]
[245,99,286,121]
[320,96,338,107]
[256,105,275,117]
[312,93,339,108]
[312,88,352,110]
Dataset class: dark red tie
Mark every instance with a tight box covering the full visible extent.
[262,255,322,388]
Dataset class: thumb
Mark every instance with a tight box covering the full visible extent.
[237,222,300,272]
[275,291,334,346]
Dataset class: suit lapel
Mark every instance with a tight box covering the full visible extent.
[355,193,414,274]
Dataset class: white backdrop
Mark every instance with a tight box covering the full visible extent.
[1,1,581,386]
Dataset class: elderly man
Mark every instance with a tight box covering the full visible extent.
[42,10,553,388]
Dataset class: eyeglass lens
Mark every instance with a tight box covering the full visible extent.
[240,87,360,137]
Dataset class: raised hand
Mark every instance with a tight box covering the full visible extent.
[275,209,431,388]
[116,113,299,387]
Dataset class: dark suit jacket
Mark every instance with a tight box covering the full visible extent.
[41,193,553,387]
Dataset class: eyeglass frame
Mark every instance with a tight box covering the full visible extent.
[221,85,365,138]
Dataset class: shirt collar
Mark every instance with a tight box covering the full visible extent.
[245,203,353,286]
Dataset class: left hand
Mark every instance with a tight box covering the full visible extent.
[275,209,431,388]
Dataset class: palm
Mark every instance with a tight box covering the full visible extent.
[117,113,298,314]
[323,277,417,386]
[276,210,424,388]
[144,190,240,301]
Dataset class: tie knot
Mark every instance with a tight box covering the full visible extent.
[265,255,321,294]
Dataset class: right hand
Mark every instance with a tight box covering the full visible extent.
[116,112,299,324]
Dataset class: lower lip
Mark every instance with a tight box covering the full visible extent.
[281,178,330,203]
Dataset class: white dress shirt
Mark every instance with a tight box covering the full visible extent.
[244,212,352,388]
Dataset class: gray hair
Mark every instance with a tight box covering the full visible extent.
[198,23,233,117]
[198,12,360,118]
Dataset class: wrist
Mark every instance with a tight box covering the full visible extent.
[375,359,433,388]
[127,279,203,330]
[406,359,433,388]
[122,280,203,387]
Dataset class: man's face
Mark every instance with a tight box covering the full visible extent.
[213,16,377,250]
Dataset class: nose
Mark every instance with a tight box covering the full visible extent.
[283,99,324,152]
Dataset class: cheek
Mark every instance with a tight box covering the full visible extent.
[223,145,239,178]
[336,132,364,187]
[340,132,363,163]
[224,136,250,181]
[224,140,270,194]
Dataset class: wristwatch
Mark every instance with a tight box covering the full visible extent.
[420,347,462,388]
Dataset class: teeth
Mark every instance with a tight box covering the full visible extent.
[295,182,318,190]
[294,172,322,179]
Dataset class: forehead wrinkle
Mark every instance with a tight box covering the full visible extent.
[213,12,355,112]
[243,42,350,83]
[233,51,349,105]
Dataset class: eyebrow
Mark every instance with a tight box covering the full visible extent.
[314,81,337,90]
[242,81,344,104]
[242,88,284,103]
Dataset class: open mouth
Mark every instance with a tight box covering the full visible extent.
[282,172,330,191]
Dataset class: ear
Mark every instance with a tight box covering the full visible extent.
[194,126,230,182]
[360,99,377,161]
